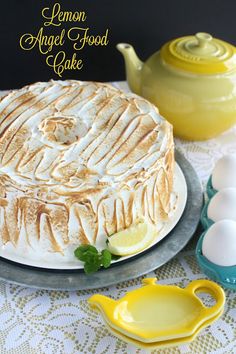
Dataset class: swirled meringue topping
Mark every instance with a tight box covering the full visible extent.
[0,80,174,253]
[0,80,170,192]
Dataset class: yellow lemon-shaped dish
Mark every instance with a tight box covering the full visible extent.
[88,278,225,343]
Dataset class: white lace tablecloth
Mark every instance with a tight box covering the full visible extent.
[0,82,236,354]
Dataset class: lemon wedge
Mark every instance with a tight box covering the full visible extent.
[107,221,157,256]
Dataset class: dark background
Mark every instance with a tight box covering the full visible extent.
[0,0,236,89]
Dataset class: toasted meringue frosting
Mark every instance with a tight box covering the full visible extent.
[0,80,174,254]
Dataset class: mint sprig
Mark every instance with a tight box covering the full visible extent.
[101,249,112,268]
[74,245,120,274]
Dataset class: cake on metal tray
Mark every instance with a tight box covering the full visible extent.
[0,80,174,255]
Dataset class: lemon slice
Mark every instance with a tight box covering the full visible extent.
[107,221,157,256]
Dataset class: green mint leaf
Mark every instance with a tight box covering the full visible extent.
[82,251,100,263]
[87,245,98,253]
[74,248,84,260]
[75,245,90,254]
[74,245,98,261]
[81,245,98,254]
[86,252,100,264]
[101,249,112,268]
[74,244,123,274]
[84,259,101,274]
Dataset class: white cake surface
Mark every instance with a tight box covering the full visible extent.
[0,80,174,257]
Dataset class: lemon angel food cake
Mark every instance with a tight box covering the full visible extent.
[0,80,174,259]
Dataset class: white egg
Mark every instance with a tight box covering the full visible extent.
[202,220,236,266]
[212,154,236,190]
[207,188,236,222]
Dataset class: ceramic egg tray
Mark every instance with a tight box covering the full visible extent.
[88,277,225,349]
[196,175,236,290]
[206,176,217,199]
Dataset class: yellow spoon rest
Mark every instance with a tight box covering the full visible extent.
[105,308,224,350]
[88,277,225,343]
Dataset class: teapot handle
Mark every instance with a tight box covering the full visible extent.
[186,279,225,317]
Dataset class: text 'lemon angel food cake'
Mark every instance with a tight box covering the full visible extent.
[0,80,174,260]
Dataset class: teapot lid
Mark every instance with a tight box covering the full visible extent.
[161,33,236,74]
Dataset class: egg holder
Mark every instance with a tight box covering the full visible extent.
[200,200,214,229]
[197,175,236,290]
[206,176,217,199]
[88,277,225,349]
[196,234,236,290]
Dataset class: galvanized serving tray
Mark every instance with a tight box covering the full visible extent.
[0,150,202,290]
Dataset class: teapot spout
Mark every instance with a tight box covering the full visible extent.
[117,43,143,95]
[88,294,116,314]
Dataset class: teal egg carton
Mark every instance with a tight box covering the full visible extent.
[197,175,236,290]
[200,200,214,230]
[196,233,236,290]
[206,176,217,199]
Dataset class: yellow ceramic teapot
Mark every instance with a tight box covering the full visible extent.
[117,33,236,140]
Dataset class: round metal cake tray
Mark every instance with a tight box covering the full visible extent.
[0,150,203,290]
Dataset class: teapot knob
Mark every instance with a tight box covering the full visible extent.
[195,32,212,48]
